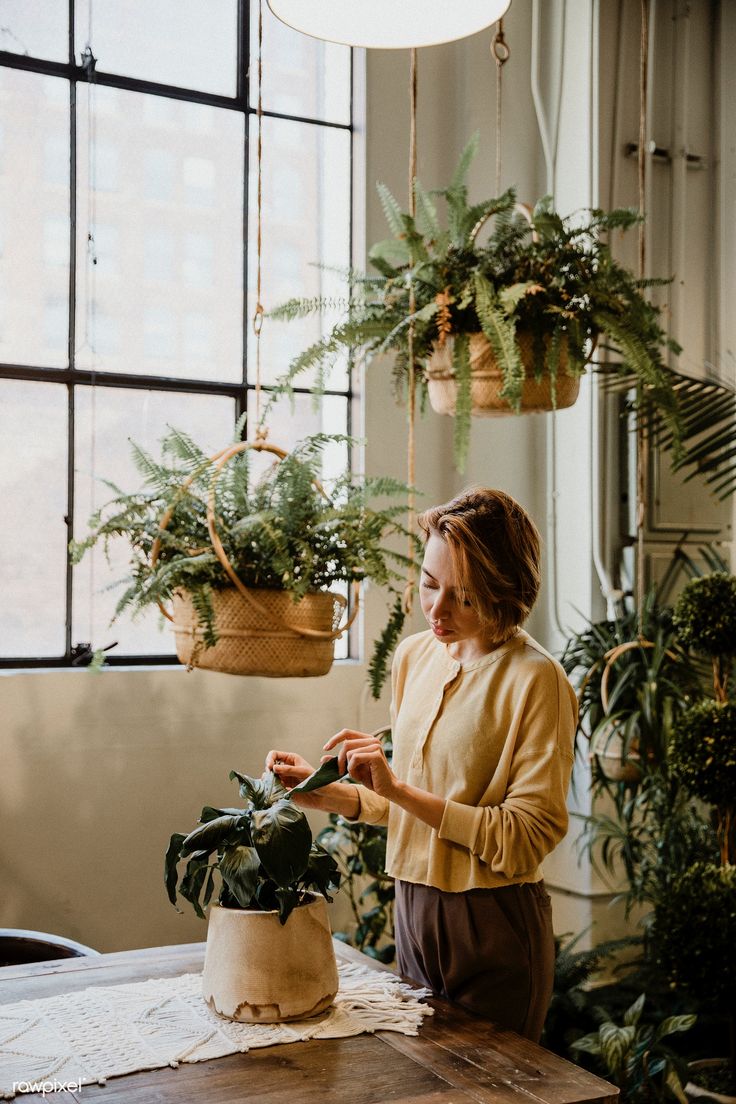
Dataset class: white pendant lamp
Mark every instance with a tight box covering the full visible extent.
[266,1,511,49]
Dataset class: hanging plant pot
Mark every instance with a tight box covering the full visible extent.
[426,331,580,417]
[590,722,643,784]
[153,440,359,679]
[202,896,339,1023]
[171,586,344,678]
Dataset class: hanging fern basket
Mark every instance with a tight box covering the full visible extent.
[171,587,347,678]
[426,331,580,417]
[153,440,358,679]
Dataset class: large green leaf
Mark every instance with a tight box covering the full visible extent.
[251,799,312,888]
[180,813,244,856]
[653,1014,697,1043]
[179,856,210,920]
[288,755,345,797]
[302,844,341,900]
[164,832,186,907]
[229,769,286,809]
[623,993,645,1026]
[199,805,244,823]
[599,1022,636,1074]
[219,844,260,909]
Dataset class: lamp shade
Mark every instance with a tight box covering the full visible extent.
[266,1,512,49]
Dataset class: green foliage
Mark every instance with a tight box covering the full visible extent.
[542,930,641,1058]
[268,135,736,478]
[651,862,736,1012]
[672,573,736,658]
[670,700,736,810]
[165,768,340,925]
[316,729,395,963]
[571,994,696,1104]
[70,426,419,697]
[367,594,407,701]
[562,592,718,916]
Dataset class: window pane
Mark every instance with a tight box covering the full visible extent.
[73,388,236,656]
[0,380,68,657]
[74,0,238,97]
[248,391,349,484]
[250,3,350,124]
[0,70,70,367]
[0,1,68,63]
[75,86,244,382]
[247,117,350,389]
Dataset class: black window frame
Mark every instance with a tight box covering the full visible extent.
[0,0,355,669]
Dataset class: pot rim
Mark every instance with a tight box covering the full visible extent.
[207,892,326,918]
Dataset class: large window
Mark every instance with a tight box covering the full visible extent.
[0,2,354,666]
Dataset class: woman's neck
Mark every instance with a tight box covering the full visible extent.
[447,628,519,664]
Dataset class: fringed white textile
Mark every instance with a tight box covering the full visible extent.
[0,962,433,1099]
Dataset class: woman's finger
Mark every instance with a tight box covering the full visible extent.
[331,737,381,775]
[266,749,296,770]
[322,728,373,751]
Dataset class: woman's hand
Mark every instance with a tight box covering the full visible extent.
[265,749,359,816]
[322,729,400,800]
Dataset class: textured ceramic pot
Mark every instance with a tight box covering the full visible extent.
[202,896,339,1023]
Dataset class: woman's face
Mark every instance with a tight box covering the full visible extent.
[419,532,486,647]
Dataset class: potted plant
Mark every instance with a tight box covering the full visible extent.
[165,764,343,1022]
[570,993,696,1104]
[70,425,414,694]
[271,133,686,471]
[651,573,736,1097]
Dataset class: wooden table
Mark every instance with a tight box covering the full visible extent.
[0,941,617,1104]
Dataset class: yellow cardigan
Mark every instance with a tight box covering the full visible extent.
[352,629,577,890]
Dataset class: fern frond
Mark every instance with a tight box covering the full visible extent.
[368,594,406,699]
[452,333,472,474]
[376,182,405,238]
[473,273,524,409]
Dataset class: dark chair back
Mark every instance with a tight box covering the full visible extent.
[0,928,100,968]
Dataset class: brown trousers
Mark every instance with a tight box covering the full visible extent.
[394,879,555,1042]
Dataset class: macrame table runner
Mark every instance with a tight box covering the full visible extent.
[0,961,433,1099]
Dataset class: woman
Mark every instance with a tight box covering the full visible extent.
[266,488,577,1042]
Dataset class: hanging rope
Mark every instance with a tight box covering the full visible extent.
[635,0,650,633]
[403,47,418,615]
[491,19,510,196]
[252,0,267,440]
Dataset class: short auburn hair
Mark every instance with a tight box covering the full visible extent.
[418,488,541,639]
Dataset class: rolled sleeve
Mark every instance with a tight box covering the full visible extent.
[346,784,390,827]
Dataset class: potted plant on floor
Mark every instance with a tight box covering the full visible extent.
[165,764,342,1022]
[271,133,687,471]
[651,573,736,1100]
[70,425,414,695]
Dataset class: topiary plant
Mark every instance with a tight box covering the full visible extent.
[673,573,736,701]
[671,571,736,864]
[672,573,736,658]
[651,862,736,1013]
[670,700,736,812]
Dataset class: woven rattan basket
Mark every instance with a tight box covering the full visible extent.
[152,440,358,678]
[426,331,580,417]
[171,587,344,677]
